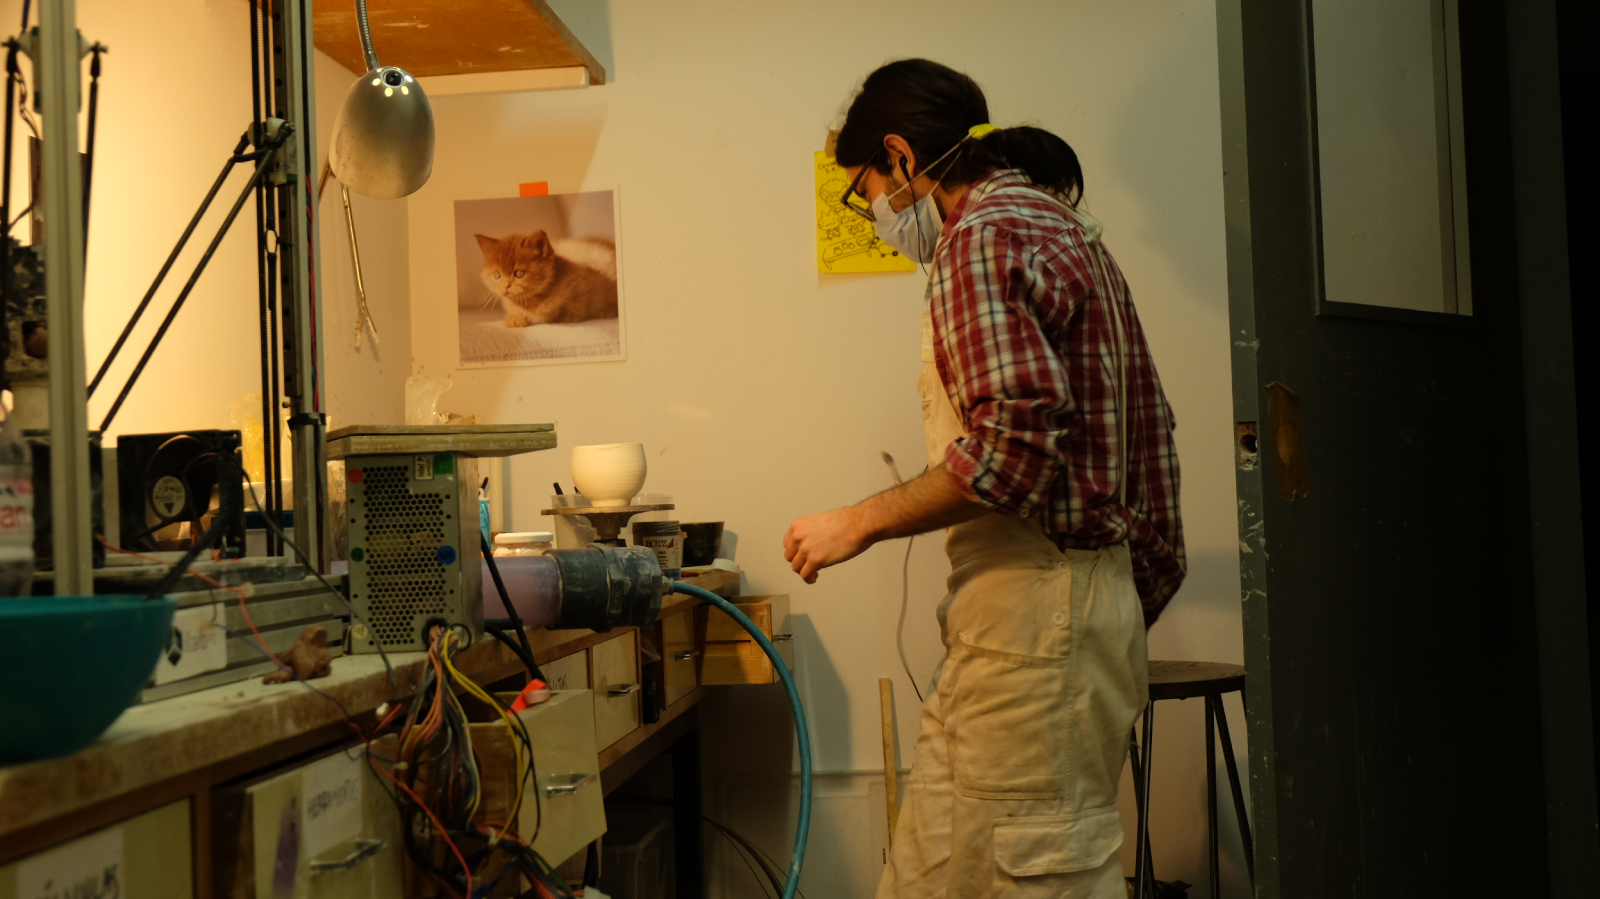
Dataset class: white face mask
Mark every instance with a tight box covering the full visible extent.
[872,178,942,263]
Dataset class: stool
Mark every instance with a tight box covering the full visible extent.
[1130,660,1253,899]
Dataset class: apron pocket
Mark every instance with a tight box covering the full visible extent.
[993,804,1123,877]
[948,638,1073,799]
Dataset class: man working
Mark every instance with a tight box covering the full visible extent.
[784,59,1186,898]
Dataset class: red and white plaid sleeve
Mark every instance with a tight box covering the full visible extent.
[933,223,1083,521]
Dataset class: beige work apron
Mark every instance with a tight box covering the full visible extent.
[877,304,1148,898]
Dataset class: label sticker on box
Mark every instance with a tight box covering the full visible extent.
[414,455,434,480]
[16,825,123,899]
[302,752,364,856]
[153,603,228,686]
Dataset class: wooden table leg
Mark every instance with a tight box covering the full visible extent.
[671,724,705,899]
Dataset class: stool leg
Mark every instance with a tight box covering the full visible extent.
[1214,693,1255,886]
[1206,696,1220,899]
[1127,725,1157,896]
[1133,702,1156,899]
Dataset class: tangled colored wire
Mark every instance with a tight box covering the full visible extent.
[362,625,575,899]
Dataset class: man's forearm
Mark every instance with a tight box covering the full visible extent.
[849,466,988,543]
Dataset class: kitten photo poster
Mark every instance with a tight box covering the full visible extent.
[452,189,624,366]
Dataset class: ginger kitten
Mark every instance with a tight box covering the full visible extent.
[475,231,618,327]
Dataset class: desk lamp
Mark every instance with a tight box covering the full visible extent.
[328,0,434,199]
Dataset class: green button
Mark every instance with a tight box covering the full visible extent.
[350,547,365,562]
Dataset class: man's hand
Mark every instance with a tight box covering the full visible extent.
[783,508,868,584]
[783,467,989,584]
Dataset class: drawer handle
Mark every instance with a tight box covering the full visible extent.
[310,838,387,874]
[608,683,640,697]
[771,633,795,642]
[672,651,696,661]
[545,772,598,796]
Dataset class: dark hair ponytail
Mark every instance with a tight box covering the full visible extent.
[835,59,1084,206]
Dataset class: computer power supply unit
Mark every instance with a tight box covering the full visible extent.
[345,452,481,652]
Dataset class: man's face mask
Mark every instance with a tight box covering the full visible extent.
[871,161,943,263]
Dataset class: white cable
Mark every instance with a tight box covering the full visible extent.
[899,533,922,703]
[883,452,927,703]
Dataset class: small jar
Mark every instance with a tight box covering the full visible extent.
[493,531,555,557]
[632,519,683,579]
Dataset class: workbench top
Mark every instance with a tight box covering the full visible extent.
[0,568,741,859]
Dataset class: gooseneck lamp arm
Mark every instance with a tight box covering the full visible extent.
[355,0,380,71]
[328,0,434,199]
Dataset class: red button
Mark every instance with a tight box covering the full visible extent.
[349,469,364,483]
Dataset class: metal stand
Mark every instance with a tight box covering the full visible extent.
[271,0,327,570]
[38,0,92,595]
[1131,705,1156,899]
[1129,695,1255,899]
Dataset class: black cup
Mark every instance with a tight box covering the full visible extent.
[681,522,724,567]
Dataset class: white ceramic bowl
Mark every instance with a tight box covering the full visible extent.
[570,443,647,508]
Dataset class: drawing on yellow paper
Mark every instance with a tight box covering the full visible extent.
[814,150,916,273]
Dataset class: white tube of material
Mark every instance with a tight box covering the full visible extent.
[480,553,562,629]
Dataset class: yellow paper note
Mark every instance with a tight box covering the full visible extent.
[814,151,916,273]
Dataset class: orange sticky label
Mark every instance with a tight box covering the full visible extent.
[519,182,550,197]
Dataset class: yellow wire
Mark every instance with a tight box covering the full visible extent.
[441,631,528,833]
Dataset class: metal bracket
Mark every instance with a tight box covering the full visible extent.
[672,651,695,661]
[544,772,598,796]
[309,838,387,874]
[771,633,795,642]
[261,116,293,184]
[608,683,640,697]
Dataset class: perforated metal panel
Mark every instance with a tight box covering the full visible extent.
[345,454,481,652]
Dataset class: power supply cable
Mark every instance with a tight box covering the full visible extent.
[671,581,812,899]
[898,534,922,704]
[884,456,929,704]
[479,532,540,680]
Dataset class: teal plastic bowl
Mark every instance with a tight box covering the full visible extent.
[0,595,176,765]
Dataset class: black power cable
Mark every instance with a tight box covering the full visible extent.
[480,531,541,680]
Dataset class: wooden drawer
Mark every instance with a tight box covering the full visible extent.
[695,594,794,686]
[591,631,642,748]
[466,690,606,893]
[0,800,192,899]
[212,747,402,899]
[541,649,590,692]
[660,609,699,706]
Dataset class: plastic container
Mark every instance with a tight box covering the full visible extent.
[0,595,176,763]
[0,405,35,596]
[550,493,597,549]
[631,492,674,522]
[680,522,724,567]
[598,806,672,899]
[493,531,554,557]
[478,554,561,629]
[631,520,683,579]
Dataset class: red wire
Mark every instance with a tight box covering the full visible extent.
[374,741,474,898]
[98,537,367,738]
[98,537,279,661]
[106,539,479,894]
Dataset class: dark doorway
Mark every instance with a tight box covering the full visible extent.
[1217,0,1597,895]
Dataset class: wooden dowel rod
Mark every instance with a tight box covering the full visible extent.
[879,677,900,846]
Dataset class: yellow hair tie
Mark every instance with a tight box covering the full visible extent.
[967,123,998,140]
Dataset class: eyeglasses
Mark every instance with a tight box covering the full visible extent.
[840,159,879,223]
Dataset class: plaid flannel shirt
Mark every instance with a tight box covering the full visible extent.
[929,169,1185,625]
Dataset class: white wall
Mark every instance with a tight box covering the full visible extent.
[3,0,1247,893]
[1,0,410,440]
[406,1,1248,895]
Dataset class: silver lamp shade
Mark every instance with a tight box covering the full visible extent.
[329,66,434,199]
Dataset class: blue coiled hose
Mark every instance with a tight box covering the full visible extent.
[671,581,812,899]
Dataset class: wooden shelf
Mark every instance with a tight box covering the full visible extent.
[312,0,606,87]
[0,569,739,865]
